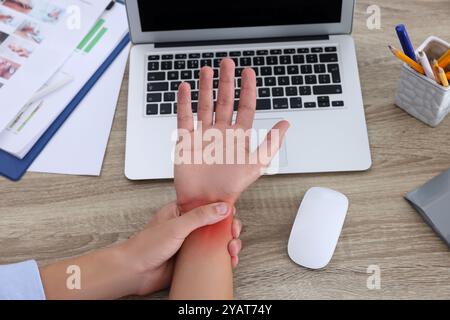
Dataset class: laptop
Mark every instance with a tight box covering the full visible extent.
[124,0,372,180]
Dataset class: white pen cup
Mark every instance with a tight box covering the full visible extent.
[395,36,450,127]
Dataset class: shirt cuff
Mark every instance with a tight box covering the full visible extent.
[0,260,46,300]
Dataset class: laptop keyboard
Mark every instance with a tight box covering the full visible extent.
[145,46,344,116]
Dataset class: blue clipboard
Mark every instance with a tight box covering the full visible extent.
[0,34,130,181]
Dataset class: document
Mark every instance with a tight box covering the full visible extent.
[0,3,128,158]
[0,0,111,132]
[29,44,129,176]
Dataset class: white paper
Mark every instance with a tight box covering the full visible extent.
[0,3,128,158]
[29,44,129,176]
[0,0,110,131]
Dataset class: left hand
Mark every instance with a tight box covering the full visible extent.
[121,202,243,296]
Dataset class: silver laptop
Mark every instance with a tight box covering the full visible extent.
[124,0,372,180]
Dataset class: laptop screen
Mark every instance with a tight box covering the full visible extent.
[137,1,343,32]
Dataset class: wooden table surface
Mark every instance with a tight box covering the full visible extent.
[1,0,450,299]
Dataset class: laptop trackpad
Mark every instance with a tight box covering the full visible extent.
[251,119,288,173]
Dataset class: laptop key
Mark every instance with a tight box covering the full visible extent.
[235,89,240,99]
[328,64,341,83]
[270,49,282,55]
[164,92,176,101]
[230,51,241,57]
[284,48,296,54]
[168,71,179,80]
[312,47,323,53]
[306,54,318,63]
[320,53,338,63]
[274,66,286,75]
[264,77,276,86]
[189,53,200,59]
[278,76,289,86]
[258,88,270,97]
[162,54,173,60]
[267,56,278,65]
[291,75,303,85]
[304,102,317,108]
[170,81,182,91]
[161,61,172,70]
[256,77,263,87]
[257,50,269,55]
[240,57,252,66]
[235,68,243,77]
[319,74,331,84]
[272,87,284,97]
[148,55,160,61]
[148,72,165,81]
[186,80,196,89]
[194,70,200,79]
[301,65,313,74]
[253,57,265,66]
[160,103,172,114]
[290,97,302,108]
[299,86,312,95]
[287,66,299,74]
[147,93,162,102]
[325,47,337,52]
[305,75,317,84]
[256,99,271,110]
[188,60,199,69]
[200,59,212,67]
[261,67,272,76]
[146,104,158,115]
[314,64,326,74]
[273,98,289,109]
[297,48,309,53]
[202,52,214,58]
[313,85,342,95]
[293,55,305,64]
[192,102,198,113]
[181,70,192,79]
[332,101,345,107]
[148,82,168,92]
[148,62,159,71]
[243,50,255,56]
[174,61,186,69]
[318,96,330,107]
[280,56,292,64]
[175,54,187,59]
[286,86,298,96]
[191,91,199,101]
[216,52,227,57]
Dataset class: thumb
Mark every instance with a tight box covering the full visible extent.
[171,202,232,239]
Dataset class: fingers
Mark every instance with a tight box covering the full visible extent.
[235,68,256,129]
[215,58,235,125]
[256,120,290,167]
[177,82,194,131]
[171,202,233,239]
[197,67,214,127]
[228,239,242,268]
[232,217,242,239]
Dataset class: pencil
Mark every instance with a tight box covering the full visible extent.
[432,60,442,84]
[438,49,450,68]
[388,45,424,74]
[438,67,449,87]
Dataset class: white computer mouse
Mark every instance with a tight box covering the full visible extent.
[288,187,349,269]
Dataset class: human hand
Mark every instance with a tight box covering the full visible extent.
[174,58,290,212]
[120,202,243,296]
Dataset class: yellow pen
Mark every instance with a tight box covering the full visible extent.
[438,67,449,87]
[388,45,425,74]
[438,49,450,68]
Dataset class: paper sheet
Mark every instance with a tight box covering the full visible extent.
[0,0,110,131]
[0,3,128,158]
[29,44,129,176]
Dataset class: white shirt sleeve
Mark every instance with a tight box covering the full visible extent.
[0,260,46,300]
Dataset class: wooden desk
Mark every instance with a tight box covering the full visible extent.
[1,0,450,299]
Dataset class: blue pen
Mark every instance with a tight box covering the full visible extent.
[396,24,417,61]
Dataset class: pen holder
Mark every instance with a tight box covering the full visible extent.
[395,36,450,127]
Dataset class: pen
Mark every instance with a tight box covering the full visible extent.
[432,59,442,84]
[388,45,424,74]
[438,49,450,68]
[28,74,73,105]
[395,24,417,61]
[417,51,437,81]
[438,67,449,87]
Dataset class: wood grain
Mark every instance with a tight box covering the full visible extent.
[1,0,450,299]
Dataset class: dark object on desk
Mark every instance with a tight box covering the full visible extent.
[406,169,450,248]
